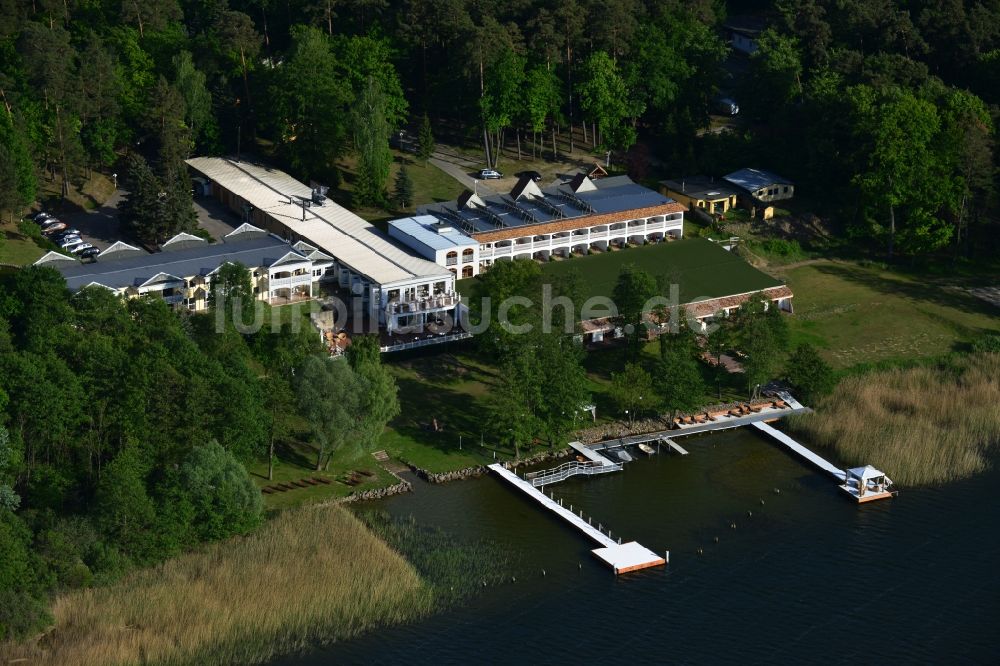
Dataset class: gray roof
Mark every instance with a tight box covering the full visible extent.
[388,215,477,252]
[186,157,450,286]
[723,168,793,193]
[418,175,674,236]
[661,176,740,200]
[57,235,306,291]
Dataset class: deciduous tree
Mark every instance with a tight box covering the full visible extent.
[609,362,657,424]
[785,343,835,404]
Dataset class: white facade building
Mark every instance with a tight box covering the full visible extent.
[388,215,480,278]
[186,157,460,335]
[45,226,326,311]
[412,174,686,274]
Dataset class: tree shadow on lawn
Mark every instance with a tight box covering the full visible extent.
[403,353,497,387]
[391,374,503,456]
[274,438,317,471]
[811,263,1000,327]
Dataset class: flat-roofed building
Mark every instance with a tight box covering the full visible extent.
[414,174,686,272]
[387,215,479,278]
[186,157,459,335]
[660,176,740,215]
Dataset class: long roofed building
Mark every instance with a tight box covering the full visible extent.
[186,157,460,335]
[407,174,686,274]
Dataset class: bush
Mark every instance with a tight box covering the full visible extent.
[0,509,51,640]
[760,237,804,258]
[177,441,262,542]
[971,333,1000,353]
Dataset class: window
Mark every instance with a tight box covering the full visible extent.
[462,248,474,261]
[446,251,458,266]
[462,265,473,278]
[783,186,789,194]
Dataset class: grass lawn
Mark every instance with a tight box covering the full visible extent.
[778,260,1000,369]
[0,220,44,265]
[248,441,400,511]
[331,149,465,228]
[459,238,785,304]
[378,351,504,472]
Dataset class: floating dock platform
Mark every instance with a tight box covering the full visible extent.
[488,463,666,574]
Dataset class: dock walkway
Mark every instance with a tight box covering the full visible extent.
[751,421,846,481]
[569,441,617,466]
[663,438,689,455]
[488,463,665,574]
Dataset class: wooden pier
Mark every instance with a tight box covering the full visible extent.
[751,422,846,481]
[488,463,666,574]
[751,421,895,503]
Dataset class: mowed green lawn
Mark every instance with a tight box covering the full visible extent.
[0,220,44,266]
[780,261,1000,369]
[458,238,784,304]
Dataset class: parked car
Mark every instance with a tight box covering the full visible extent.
[41,221,67,234]
[79,246,101,259]
[70,243,94,254]
[58,236,83,247]
[59,238,85,250]
[515,170,542,182]
[51,229,80,241]
[33,212,55,223]
[713,96,740,116]
[477,168,503,180]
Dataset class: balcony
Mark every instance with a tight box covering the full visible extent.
[267,274,313,290]
[386,293,460,314]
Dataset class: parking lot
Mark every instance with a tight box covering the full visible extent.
[44,188,243,257]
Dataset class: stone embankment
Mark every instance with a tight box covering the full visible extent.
[403,447,573,483]
[576,400,783,444]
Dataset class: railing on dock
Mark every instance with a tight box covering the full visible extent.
[525,460,623,487]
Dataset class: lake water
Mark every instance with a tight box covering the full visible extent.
[278,428,1000,664]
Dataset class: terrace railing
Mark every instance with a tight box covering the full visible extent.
[525,460,623,487]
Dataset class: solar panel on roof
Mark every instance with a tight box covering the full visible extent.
[528,196,566,219]
[472,203,507,229]
[553,190,595,213]
[436,207,478,235]
[497,197,540,224]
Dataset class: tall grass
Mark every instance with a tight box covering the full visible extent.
[357,510,514,605]
[788,353,1000,485]
[0,505,433,666]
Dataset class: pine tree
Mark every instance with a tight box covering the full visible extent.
[352,76,392,207]
[393,166,414,209]
[417,113,435,160]
[119,153,164,246]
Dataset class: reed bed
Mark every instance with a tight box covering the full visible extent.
[0,505,433,666]
[788,353,1000,485]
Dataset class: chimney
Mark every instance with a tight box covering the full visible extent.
[682,181,685,193]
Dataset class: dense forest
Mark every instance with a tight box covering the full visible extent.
[1,0,998,258]
[0,265,400,638]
